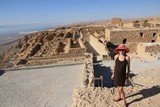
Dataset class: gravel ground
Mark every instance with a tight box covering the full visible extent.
[0,64,83,107]
[72,56,160,107]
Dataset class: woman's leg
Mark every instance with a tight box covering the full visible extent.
[114,86,122,101]
[119,86,126,106]
[117,86,122,99]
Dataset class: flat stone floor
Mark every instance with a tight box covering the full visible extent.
[0,64,83,107]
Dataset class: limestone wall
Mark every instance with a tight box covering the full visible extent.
[105,28,160,53]
[137,43,160,60]
[69,48,86,54]
[137,43,146,55]
[53,37,65,43]
[109,28,159,44]
[64,32,73,38]
[157,33,160,42]
[43,33,55,41]
[111,18,122,24]
[105,29,111,41]
[82,53,94,87]
[90,35,107,56]
[27,54,85,66]
[11,54,85,67]
[64,38,87,54]
[78,38,86,49]
[64,38,71,53]
[126,42,139,53]
[145,43,160,53]
[123,22,140,28]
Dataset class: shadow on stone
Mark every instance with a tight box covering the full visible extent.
[0,70,5,76]
[94,63,114,88]
[106,41,118,60]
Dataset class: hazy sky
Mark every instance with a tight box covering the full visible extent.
[0,0,160,26]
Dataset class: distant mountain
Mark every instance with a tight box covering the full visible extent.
[0,24,55,36]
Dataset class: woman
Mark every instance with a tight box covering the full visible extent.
[111,44,130,107]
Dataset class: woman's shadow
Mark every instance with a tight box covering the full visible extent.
[126,85,160,106]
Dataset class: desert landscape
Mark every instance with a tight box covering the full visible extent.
[0,17,160,107]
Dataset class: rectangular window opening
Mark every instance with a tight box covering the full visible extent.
[153,33,156,37]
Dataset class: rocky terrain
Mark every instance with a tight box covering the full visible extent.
[0,25,106,69]
[71,56,160,107]
[1,16,160,69]
[0,16,160,107]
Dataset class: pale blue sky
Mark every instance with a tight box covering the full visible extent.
[0,0,160,26]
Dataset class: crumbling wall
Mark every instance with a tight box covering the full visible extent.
[69,48,86,54]
[82,53,94,87]
[157,33,160,42]
[145,44,160,53]
[123,22,140,28]
[67,38,87,54]
[90,35,108,56]
[110,28,158,44]
[64,38,71,53]
[70,26,105,42]
[105,28,160,53]
[64,32,73,38]
[105,29,111,41]
[126,42,139,53]
[25,54,86,67]
[111,18,122,25]
[137,43,160,60]
[43,33,55,41]
[137,43,146,55]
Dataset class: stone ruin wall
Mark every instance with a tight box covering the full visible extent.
[70,26,105,42]
[2,27,92,68]
[111,18,122,24]
[90,35,108,57]
[79,38,86,48]
[137,43,160,60]
[137,43,160,53]
[82,53,94,87]
[1,25,106,68]
[64,38,71,53]
[5,51,94,88]
[123,23,141,28]
[106,28,160,53]
[123,21,153,28]
[145,44,160,53]
[19,54,86,67]
[69,38,87,54]
[69,48,86,54]
[64,38,87,54]
[157,33,160,42]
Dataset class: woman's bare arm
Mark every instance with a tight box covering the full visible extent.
[111,54,118,80]
[126,56,130,78]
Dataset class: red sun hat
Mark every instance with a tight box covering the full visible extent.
[114,44,129,53]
